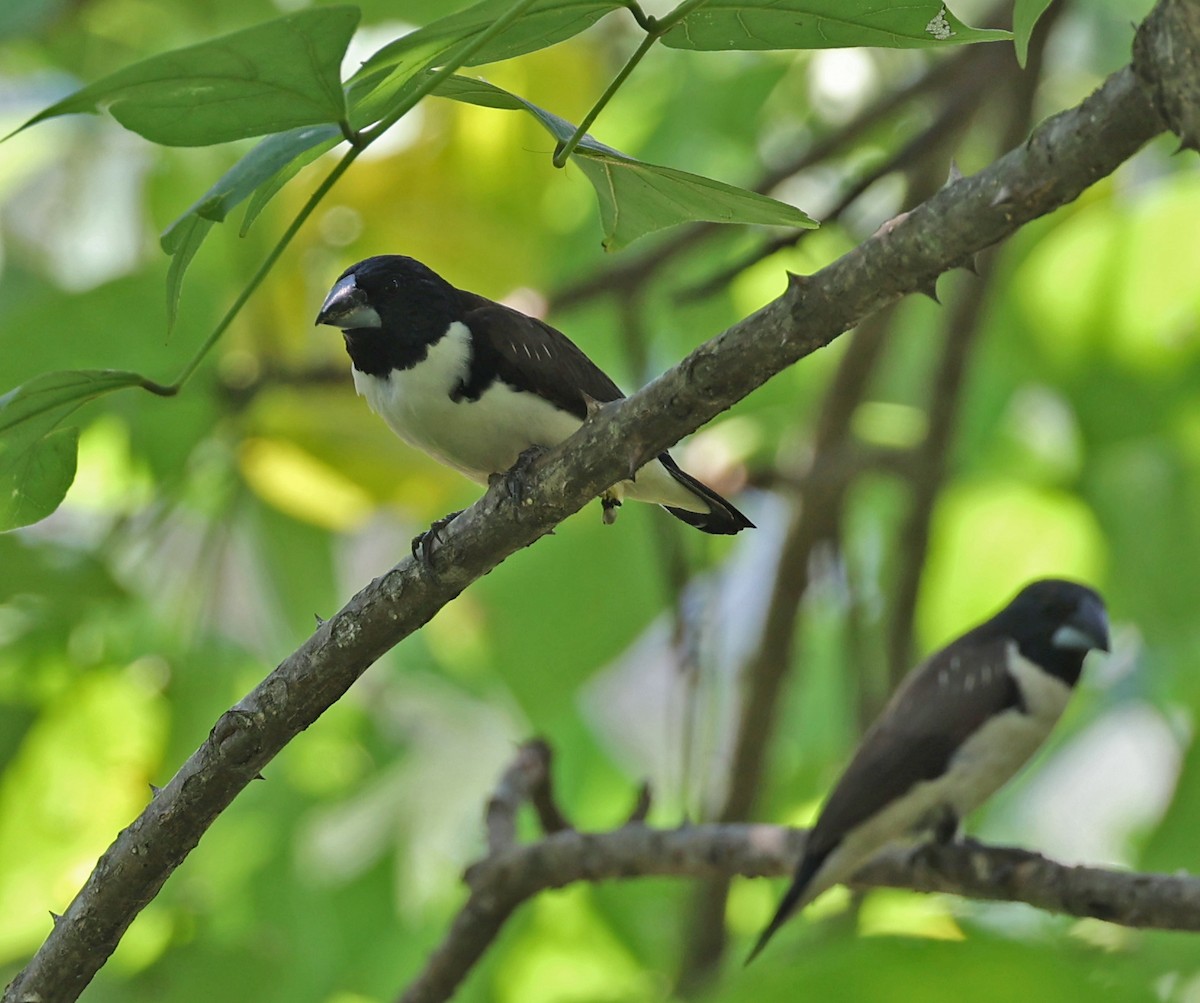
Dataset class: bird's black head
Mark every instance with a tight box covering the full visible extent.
[315,255,462,376]
[991,578,1110,685]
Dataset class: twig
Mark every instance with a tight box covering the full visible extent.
[526,740,574,835]
[485,739,556,854]
[625,781,653,824]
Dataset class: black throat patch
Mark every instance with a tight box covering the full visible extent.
[341,327,430,378]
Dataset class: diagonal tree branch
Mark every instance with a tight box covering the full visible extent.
[6,10,1191,998]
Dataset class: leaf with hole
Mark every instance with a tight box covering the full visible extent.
[660,1,1010,50]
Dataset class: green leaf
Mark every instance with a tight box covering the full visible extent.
[0,370,150,530]
[435,75,817,250]
[162,216,214,334]
[8,6,359,146]
[1013,0,1054,67]
[158,124,341,321]
[574,154,817,251]
[0,427,79,531]
[660,1,1011,50]
[165,125,343,232]
[0,370,148,438]
[347,0,624,129]
[240,128,343,236]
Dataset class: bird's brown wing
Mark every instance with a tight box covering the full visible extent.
[457,295,624,418]
[805,630,1022,864]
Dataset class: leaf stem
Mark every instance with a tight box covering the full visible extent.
[552,32,657,167]
[552,0,712,168]
[158,0,542,395]
[621,1,655,32]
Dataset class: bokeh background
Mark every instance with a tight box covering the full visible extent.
[2,0,1199,1000]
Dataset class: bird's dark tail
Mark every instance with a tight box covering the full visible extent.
[658,453,754,535]
[745,848,827,964]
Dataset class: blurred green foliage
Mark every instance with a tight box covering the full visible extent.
[1,0,1198,1001]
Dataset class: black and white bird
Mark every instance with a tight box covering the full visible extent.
[748,578,1110,962]
[315,255,753,536]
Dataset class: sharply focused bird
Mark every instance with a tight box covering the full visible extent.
[315,255,753,538]
[748,578,1110,962]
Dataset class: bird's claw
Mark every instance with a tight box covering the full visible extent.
[411,509,463,565]
[491,445,549,508]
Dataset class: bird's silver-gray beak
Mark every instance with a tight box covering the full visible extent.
[1053,593,1111,653]
[315,274,380,328]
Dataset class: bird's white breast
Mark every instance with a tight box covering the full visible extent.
[932,649,1071,815]
[351,321,583,482]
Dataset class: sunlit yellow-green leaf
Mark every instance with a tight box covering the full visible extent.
[0,668,165,959]
[919,480,1107,649]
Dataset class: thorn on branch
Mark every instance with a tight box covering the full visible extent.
[785,270,809,292]
[917,278,941,303]
[582,393,605,418]
[624,781,652,825]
